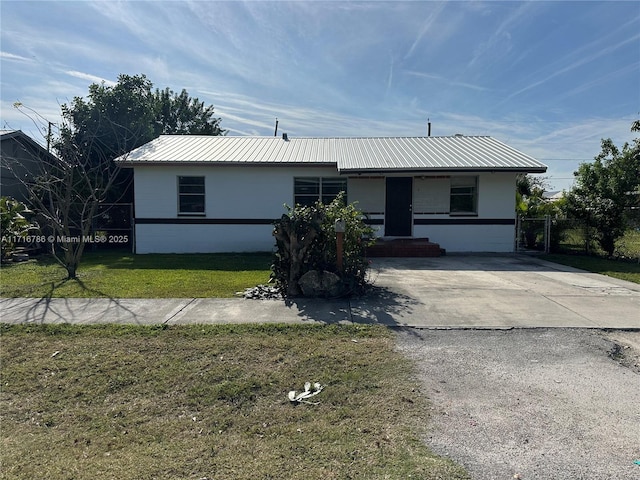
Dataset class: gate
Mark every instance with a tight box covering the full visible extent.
[516,216,551,253]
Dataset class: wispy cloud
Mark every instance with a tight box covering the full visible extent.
[65,71,116,86]
[404,2,447,59]
[559,64,640,99]
[467,1,536,69]
[2,0,637,192]
[404,71,490,92]
[503,21,640,102]
[0,51,32,62]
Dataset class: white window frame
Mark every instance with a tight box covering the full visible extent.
[178,176,205,215]
[449,176,478,215]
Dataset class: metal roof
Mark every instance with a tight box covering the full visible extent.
[118,135,547,173]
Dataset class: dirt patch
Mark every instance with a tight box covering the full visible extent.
[396,328,640,480]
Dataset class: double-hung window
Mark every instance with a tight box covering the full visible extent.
[450,176,478,215]
[294,177,347,206]
[178,176,205,214]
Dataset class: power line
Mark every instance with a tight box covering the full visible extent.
[540,158,591,161]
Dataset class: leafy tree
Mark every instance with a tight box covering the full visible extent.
[57,74,225,202]
[59,74,224,161]
[516,175,565,249]
[154,87,224,136]
[516,175,561,217]
[566,121,640,256]
[58,74,156,167]
[272,193,375,297]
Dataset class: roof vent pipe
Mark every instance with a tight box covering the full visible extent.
[274,118,278,137]
[427,118,431,137]
[282,132,288,141]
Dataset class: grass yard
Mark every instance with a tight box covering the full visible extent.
[0,251,272,298]
[0,323,468,480]
[615,228,640,259]
[543,253,640,284]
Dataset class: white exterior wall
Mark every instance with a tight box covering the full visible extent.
[134,164,340,219]
[132,166,518,253]
[412,172,517,252]
[346,172,517,252]
[412,224,515,252]
[135,224,275,253]
[477,172,517,217]
[133,164,339,253]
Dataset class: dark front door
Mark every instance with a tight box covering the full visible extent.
[385,177,412,236]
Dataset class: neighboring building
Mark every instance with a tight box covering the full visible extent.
[542,190,565,201]
[1,130,56,204]
[117,134,547,254]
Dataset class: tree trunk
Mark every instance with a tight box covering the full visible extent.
[64,247,79,279]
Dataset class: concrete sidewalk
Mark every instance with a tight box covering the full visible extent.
[1,255,639,328]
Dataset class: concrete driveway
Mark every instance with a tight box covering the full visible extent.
[354,255,640,329]
[1,255,639,328]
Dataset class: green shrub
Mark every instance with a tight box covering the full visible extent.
[272,193,375,297]
[0,196,39,260]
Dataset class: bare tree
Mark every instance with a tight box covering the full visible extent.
[3,74,225,279]
[2,123,128,279]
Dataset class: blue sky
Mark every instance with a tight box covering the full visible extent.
[1,0,639,191]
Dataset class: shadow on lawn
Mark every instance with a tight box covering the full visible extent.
[21,277,141,325]
[99,252,273,271]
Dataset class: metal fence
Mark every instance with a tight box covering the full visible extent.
[516,217,550,253]
[516,215,640,260]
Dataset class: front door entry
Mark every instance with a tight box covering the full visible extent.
[385,177,412,236]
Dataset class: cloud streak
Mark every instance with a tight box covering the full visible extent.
[65,71,116,86]
[503,23,640,103]
[1,0,637,191]
[0,51,32,62]
[404,70,490,92]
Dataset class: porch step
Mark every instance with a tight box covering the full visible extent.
[365,238,445,257]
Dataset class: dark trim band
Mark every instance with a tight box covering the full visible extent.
[136,217,515,226]
[135,218,276,225]
[362,218,515,226]
[414,218,515,225]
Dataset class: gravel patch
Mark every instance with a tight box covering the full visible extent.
[396,328,640,480]
[237,284,283,300]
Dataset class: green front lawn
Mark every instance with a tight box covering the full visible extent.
[543,253,640,284]
[0,324,469,480]
[0,251,273,298]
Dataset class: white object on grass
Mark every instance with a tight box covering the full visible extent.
[288,382,324,405]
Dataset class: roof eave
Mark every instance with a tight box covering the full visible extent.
[116,160,339,168]
[338,166,548,174]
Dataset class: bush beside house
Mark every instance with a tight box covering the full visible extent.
[271,193,375,297]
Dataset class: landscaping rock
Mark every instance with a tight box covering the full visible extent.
[298,270,342,297]
[239,284,283,300]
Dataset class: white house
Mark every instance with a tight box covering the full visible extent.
[117,134,547,254]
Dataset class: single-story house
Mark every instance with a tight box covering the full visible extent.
[1,130,58,204]
[117,134,547,254]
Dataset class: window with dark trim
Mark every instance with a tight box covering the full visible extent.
[294,177,347,206]
[178,176,205,214]
[450,176,478,215]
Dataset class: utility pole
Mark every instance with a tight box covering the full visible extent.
[46,121,54,152]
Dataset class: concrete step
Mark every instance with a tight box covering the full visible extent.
[365,238,444,257]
